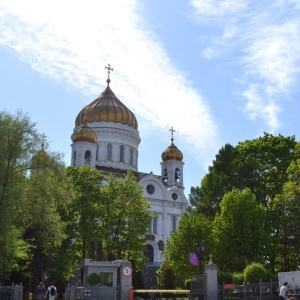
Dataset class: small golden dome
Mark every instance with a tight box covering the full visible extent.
[71,123,97,143]
[31,136,53,169]
[75,80,138,129]
[161,138,183,161]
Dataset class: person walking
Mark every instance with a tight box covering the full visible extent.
[279,282,292,300]
[47,282,57,300]
[36,282,46,300]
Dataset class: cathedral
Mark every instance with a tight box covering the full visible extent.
[70,65,189,284]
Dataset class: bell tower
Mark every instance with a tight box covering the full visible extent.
[160,127,184,188]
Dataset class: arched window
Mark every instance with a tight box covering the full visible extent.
[84,150,91,165]
[175,168,180,182]
[172,216,177,232]
[148,215,158,234]
[107,143,112,161]
[153,215,158,234]
[145,244,154,262]
[163,168,168,182]
[130,148,133,165]
[120,145,124,163]
[73,151,77,166]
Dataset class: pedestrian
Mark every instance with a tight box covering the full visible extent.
[47,282,57,300]
[36,282,46,300]
[279,282,292,300]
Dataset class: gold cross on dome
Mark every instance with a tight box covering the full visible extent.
[169,127,175,141]
[41,133,47,150]
[105,64,114,79]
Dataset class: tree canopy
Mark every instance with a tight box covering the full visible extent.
[0,110,40,281]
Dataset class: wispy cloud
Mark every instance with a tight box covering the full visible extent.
[190,0,300,132]
[0,0,219,163]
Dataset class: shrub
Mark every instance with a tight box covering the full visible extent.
[264,270,276,282]
[218,272,233,284]
[244,263,267,283]
[87,272,100,286]
[233,273,244,284]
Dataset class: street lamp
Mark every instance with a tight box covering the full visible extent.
[195,241,206,273]
[195,241,206,300]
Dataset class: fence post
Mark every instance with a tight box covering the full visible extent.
[259,279,262,300]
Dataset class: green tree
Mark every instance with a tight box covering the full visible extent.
[271,143,300,271]
[156,261,176,289]
[62,168,152,276]
[163,211,211,282]
[191,144,237,217]
[23,147,70,289]
[212,188,267,272]
[243,263,267,283]
[98,172,152,270]
[192,133,296,214]
[62,164,106,283]
[0,110,40,281]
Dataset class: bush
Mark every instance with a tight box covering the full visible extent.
[264,270,276,282]
[244,263,267,283]
[87,272,100,286]
[218,272,233,284]
[233,273,244,284]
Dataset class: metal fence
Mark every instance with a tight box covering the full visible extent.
[0,283,23,300]
[65,284,119,300]
[190,274,207,300]
[219,280,279,300]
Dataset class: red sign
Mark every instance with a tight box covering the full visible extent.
[223,284,236,289]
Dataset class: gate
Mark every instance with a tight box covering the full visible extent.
[218,281,279,300]
[0,283,23,300]
[190,274,207,300]
[65,284,119,300]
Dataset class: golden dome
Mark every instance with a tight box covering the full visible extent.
[71,123,97,143]
[75,80,138,129]
[161,138,183,161]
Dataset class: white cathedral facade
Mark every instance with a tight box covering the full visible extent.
[70,69,189,268]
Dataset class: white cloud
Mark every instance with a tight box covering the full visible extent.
[0,0,219,164]
[190,0,247,17]
[190,0,300,133]
[242,84,281,132]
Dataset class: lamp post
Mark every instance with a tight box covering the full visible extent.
[195,241,206,300]
[195,241,206,274]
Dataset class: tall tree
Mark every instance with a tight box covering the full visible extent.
[212,188,267,272]
[271,143,300,271]
[63,165,106,261]
[162,211,211,282]
[0,110,40,282]
[95,172,152,270]
[192,133,296,215]
[23,147,70,289]
[62,167,152,276]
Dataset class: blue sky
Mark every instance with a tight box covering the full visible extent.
[1,0,300,197]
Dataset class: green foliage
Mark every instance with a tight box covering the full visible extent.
[212,188,267,272]
[24,146,70,289]
[0,110,40,281]
[87,273,100,286]
[271,150,300,272]
[190,133,297,272]
[193,133,296,213]
[244,263,267,283]
[233,273,244,284]
[97,172,152,270]
[218,272,233,284]
[62,169,152,271]
[157,262,176,289]
[163,211,211,281]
